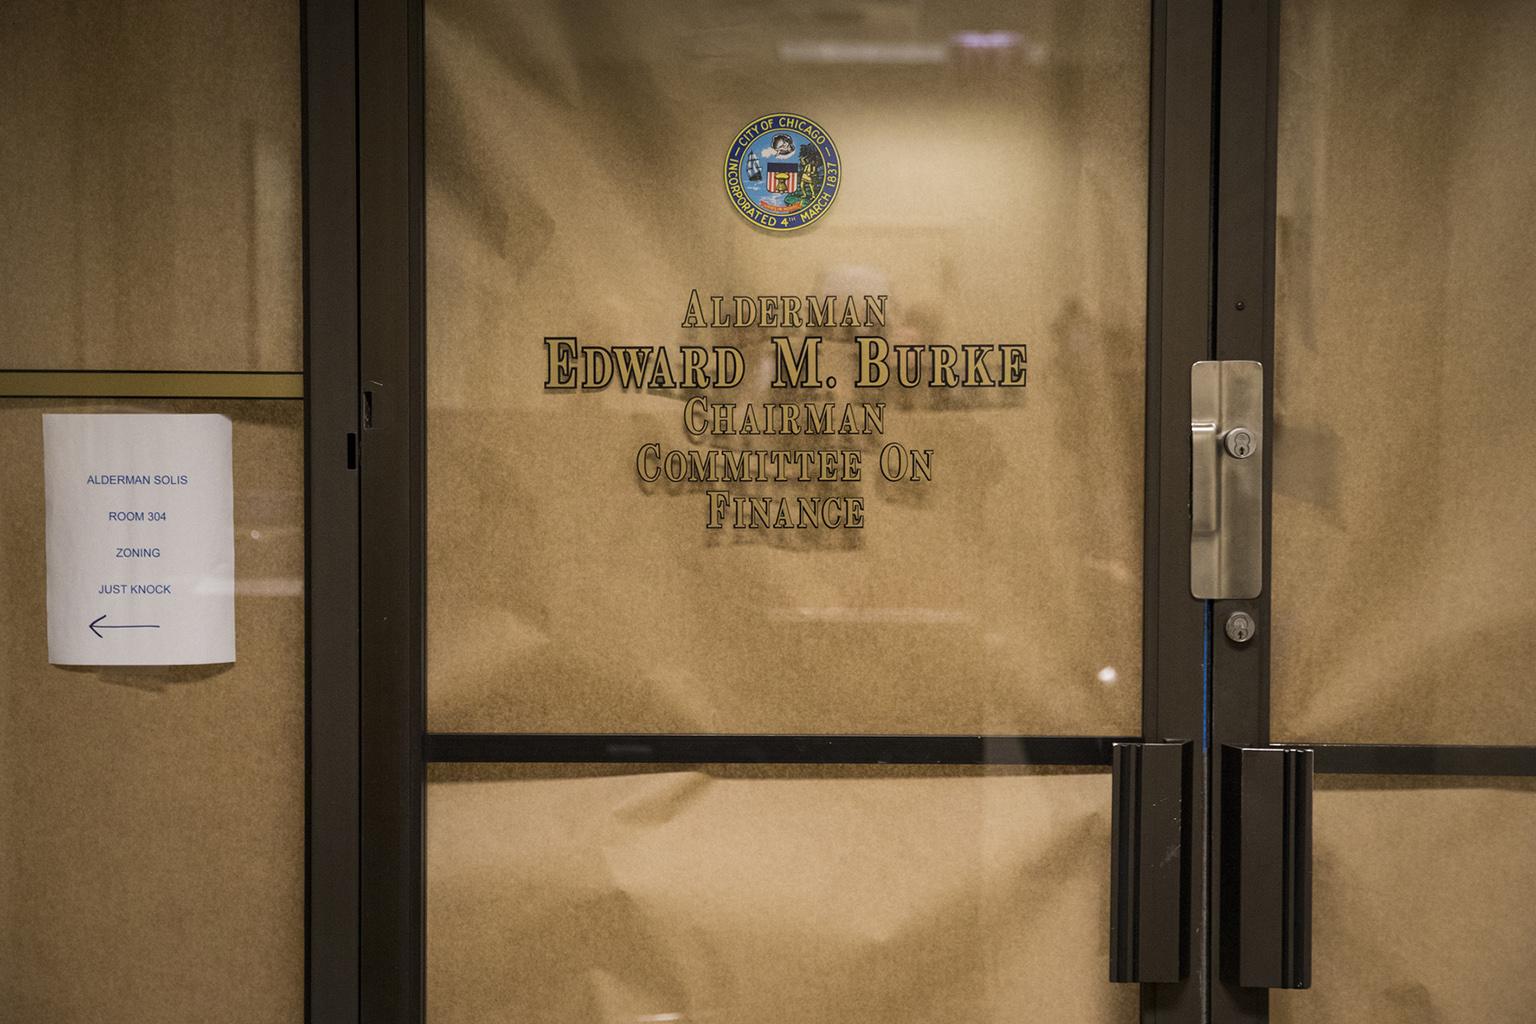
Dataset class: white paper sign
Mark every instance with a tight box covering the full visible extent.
[44,414,236,666]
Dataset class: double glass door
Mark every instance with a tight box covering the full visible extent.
[338,0,1536,1022]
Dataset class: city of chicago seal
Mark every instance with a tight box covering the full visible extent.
[724,113,841,231]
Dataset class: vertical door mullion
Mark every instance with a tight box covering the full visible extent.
[302,0,362,1021]
[1210,1,1280,1022]
[358,0,427,1021]
[1143,1,1219,1021]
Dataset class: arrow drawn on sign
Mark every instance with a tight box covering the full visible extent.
[89,614,161,638]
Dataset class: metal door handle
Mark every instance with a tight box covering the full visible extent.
[1192,420,1220,535]
[1110,741,1191,983]
[1221,746,1313,989]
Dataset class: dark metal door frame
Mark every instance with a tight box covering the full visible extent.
[1208,2,1278,1020]
[301,0,362,1022]
[1144,1,1218,1020]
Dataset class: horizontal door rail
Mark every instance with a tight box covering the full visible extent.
[424,733,1136,766]
[1308,743,1536,776]
[0,369,304,399]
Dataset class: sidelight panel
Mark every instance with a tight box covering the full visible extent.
[0,400,304,1023]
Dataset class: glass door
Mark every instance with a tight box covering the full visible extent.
[1269,0,1536,1019]
[1207,1,1536,1021]
[343,0,1218,1020]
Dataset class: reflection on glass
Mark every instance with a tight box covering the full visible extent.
[1271,0,1536,744]
[427,765,1132,1024]
[426,0,1148,733]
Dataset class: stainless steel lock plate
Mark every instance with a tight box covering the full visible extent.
[1191,361,1263,599]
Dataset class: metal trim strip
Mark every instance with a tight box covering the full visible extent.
[0,370,304,400]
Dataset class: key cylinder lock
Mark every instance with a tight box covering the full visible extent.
[1223,427,1256,459]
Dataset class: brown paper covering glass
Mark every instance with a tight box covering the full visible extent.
[1,1,302,372]
[427,764,1134,1023]
[0,401,304,1022]
[1272,776,1536,1022]
[1271,0,1536,744]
